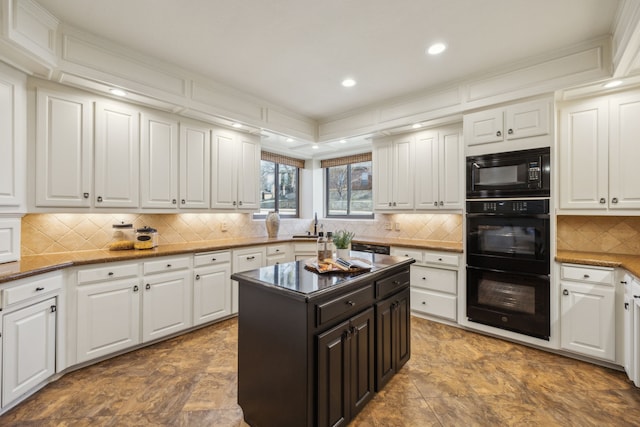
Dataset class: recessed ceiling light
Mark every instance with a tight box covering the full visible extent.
[109,88,127,96]
[232,123,242,128]
[286,137,294,143]
[312,144,319,149]
[603,80,622,88]
[427,43,446,55]
[341,78,357,88]
[412,123,422,129]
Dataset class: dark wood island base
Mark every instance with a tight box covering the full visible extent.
[232,253,415,427]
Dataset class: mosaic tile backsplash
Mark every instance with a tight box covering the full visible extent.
[21,213,463,256]
[557,215,640,255]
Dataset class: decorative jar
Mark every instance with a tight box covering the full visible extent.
[265,210,280,237]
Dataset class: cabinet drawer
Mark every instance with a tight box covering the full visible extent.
[316,285,374,327]
[194,251,231,267]
[423,252,459,267]
[143,256,191,275]
[376,269,410,299]
[4,274,62,307]
[266,244,289,256]
[77,263,139,284]
[235,252,264,272]
[410,266,457,293]
[561,264,614,286]
[391,247,423,263]
[294,242,316,253]
[410,288,457,321]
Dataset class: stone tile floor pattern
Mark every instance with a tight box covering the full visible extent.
[1,316,639,426]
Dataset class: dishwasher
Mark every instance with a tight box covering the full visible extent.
[350,242,391,255]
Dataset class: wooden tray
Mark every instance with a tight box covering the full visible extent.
[304,258,372,274]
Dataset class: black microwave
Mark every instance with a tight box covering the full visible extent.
[466,147,550,199]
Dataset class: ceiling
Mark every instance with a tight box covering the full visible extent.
[35,0,620,122]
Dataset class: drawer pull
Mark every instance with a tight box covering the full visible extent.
[422,277,427,280]
[422,301,426,305]
[583,274,590,278]
[346,300,356,306]
[634,295,640,299]
[108,272,114,276]
[35,287,44,291]
[167,264,172,268]
[393,280,400,285]
[247,256,256,260]
[211,258,217,261]
[438,258,443,261]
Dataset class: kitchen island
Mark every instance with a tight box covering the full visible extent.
[231,252,415,427]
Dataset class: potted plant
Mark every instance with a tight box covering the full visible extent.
[333,229,355,258]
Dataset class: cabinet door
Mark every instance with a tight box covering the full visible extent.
[210,129,237,210]
[142,270,191,342]
[372,140,394,210]
[193,263,231,326]
[236,135,261,210]
[77,279,140,363]
[94,101,140,208]
[179,121,211,209]
[375,289,410,390]
[463,108,504,146]
[560,281,615,361]
[392,136,414,209]
[559,99,609,210]
[609,93,640,209]
[505,99,549,140]
[35,87,92,207]
[141,112,179,209]
[438,128,463,210]
[349,308,375,418]
[0,65,25,209]
[415,131,439,209]
[317,319,349,427]
[2,297,56,407]
[232,248,266,314]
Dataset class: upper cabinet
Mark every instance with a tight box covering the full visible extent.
[179,120,211,209]
[559,90,640,211]
[140,112,179,209]
[464,98,552,155]
[373,124,463,212]
[372,135,415,211]
[0,62,26,212]
[415,127,463,210]
[211,129,260,211]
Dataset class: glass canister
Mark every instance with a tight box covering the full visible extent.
[134,226,158,250]
[109,222,135,250]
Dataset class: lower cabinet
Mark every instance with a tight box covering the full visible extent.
[317,308,374,427]
[375,288,410,390]
[193,251,232,326]
[2,297,57,407]
[560,264,616,361]
[142,268,191,342]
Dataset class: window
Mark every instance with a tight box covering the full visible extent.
[323,153,373,218]
[256,152,303,218]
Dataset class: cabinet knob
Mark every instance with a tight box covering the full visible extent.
[438,258,443,261]
[393,202,397,207]
[433,202,438,206]
[167,264,172,268]
[233,201,237,206]
[421,301,426,305]
[496,130,502,137]
[388,202,392,207]
[612,197,619,204]
[583,274,590,279]
[108,272,114,276]
[133,285,139,292]
[346,300,356,306]
[145,283,151,290]
[599,198,606,204]
[97,196,103,202]
[422,277,427,280]
[181,199,186,204]
[563,289,569,296]
[625,302,630,310]
[50,305,57,313]
[211,257,217,261]
[507,128,513,135]
[172,199,177,205]
[35,287,44,291]
[238,201,243,206]
[83,192,90,199]
[195,274,200,280]
[439,201,444,206]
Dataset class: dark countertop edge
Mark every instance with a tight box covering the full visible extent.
[232,257,416,302]
[0,236,459,284]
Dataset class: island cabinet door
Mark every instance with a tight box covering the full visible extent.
[317,307,374,427]
[375,288,411,390]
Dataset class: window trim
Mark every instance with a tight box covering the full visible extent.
[325,161,374,219]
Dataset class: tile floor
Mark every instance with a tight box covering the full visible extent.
[1,316,639,426]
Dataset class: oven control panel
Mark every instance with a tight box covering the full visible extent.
[466,199,549,215]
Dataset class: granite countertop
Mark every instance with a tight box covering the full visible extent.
[556,250,640,278]
[231,253,415,301]
[0,236,461,284]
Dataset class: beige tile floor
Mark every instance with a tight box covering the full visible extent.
[1,316,639,426]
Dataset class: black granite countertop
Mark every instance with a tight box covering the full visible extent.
[231,251,415,301]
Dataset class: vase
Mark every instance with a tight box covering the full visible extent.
[265,211,280,237]
[336,248,350,259]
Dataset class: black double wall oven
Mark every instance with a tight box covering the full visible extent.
[466,147,551,340]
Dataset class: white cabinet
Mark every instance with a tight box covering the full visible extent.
[0,62,26,211]
[34,85,92,207]
[372,135,414,210]
[2,297,56,407]
[0,218,20,263]
[211,129,261,211]
[140,112,179,209]
[391,247,459,322]
[76,263,140,363]
[415,127,462,210]
[179,120,211,209]
[559,91,640,211]
[293,241,316,261]
[464,99,550,150]
[623,274,636,382]
[232,246,266,313]
[141,256,192,342]
[266,244,293,265]
[193,251,232,325]
[560,264,616,361]
[94,101,140,208]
